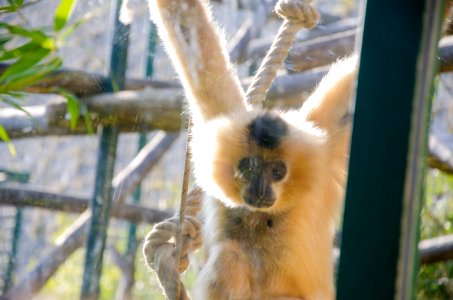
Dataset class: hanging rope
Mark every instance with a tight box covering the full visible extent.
[245,0,319,107]
[143,186,203,300]
[173,119,193,299]
[143,1,318,299]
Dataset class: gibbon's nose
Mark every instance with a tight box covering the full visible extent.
[243,174,275,208]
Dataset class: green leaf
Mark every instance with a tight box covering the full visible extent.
[0,56,61,92]
[0,47,50,81]
[0,23,53,48]
[56,89,92,133]
[79,102,93,134]
[0,94,31,118]
[54,0,78,32]
[0,5,17,13]
[0,41,40,61]
[0,36,12,48]
[58,89,79,129]
[0,124,16,156]
[6,91,24,98]
[7,0,24,7]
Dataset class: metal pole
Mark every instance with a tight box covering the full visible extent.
[336,0,445,299]
[121,22,158,298]
[3,209,22,292]
[0,169,30,292]
[80,0,129,298]
[0,170,28,293]
[125,17,158,262]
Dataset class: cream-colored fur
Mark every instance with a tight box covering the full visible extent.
[149,0,357,299]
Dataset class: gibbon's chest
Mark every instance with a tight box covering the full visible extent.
[222,207,287,273]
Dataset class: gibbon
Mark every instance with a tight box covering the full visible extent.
[147,0,357,299]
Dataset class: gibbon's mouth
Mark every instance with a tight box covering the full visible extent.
[243,193,276,208]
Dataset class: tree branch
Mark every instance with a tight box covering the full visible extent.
[286,29,356,72]
[439,35,453,72]
[0,88,185,138]
[0,187,173,224]
[420,234,453,265]
[0,63,179,97]
[1,67,330,139]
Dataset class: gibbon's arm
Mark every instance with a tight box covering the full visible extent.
[301,56,358,136]
[149,0,247,122]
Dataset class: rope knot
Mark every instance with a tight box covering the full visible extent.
[275,0,319,28]
[142,187,203,300]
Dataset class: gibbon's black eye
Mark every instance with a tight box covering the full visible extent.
[269,161,287,182]
[238,157,254,180]
[237,157,264,181]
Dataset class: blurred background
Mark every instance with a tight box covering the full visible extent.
[0,0,453,299]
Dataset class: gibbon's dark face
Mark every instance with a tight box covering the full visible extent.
[236,113,288,208]
[191,108,327,212]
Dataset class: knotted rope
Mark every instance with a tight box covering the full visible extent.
[245,0,319,107]
[143,187,203,300]
[143,1,318,299]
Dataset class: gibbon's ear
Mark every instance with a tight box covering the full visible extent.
[301,56,358,137]
[149,0,247,122]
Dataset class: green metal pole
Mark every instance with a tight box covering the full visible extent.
[126,134,147,255]
[336,1,445,299]
[81,127,119,300]
[0,170,28,293]
[80,0,129,298]
[145,22,158,79]
[0,169,30,183]
[3,208,22,292]
[124,17,158,277]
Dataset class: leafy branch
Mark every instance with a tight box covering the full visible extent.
[0,0,93,153]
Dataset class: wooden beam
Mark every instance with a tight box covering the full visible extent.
[420,234,453,264]
[0,187,173,224]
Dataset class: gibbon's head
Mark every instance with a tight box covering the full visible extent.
[191,109,328,212]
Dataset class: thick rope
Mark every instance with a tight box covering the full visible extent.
[143,187,203,300]
[245,0,319,107]
[143,121,202,300]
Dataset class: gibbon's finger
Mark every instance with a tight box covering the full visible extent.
[192,232,203,250]
[190,222,203,250]
[178,233,201,267]
[178,254,190,273]
[180,215,202,238]
[185,186,203,217]
[180,228,202,256]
